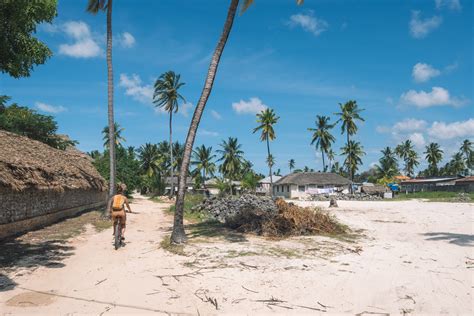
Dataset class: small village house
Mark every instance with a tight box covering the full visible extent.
[400,177,460,193]
[256,175,282,195]
[164,176,194,194]
[273,172,351,199]
[205,178,242,196]
[454,176,474,192]
[0,131,107,239]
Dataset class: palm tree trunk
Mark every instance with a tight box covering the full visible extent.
[169,111,173,198]
[266,137,273,196]
[172,0,239,244]
[106,0,115,215]
[347,131,353,194]
[321,148,325,172]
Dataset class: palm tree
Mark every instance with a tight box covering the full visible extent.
[327,148,335,171]
[137,143,161,177]
[308,115,335,172]
[376,147,398,178]
[460,139,473,174]
[153,71,185,197]
[217,137,244,180]
[405,150,420,177]
[253,108,279,193]
[102,122,125,148]
[87,0,116,204]
[341,140,365,182]
[449,152,466,175]
[191,145,216,188]
[172,0,304,244]
[288,159,295,173]
[395,140,415,175]
[266,154,275,172]
[424,142,443,176]
[335,101,364,186]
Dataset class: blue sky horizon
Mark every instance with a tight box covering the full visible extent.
[1,0,472,175]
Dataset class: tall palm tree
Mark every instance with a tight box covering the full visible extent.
[405,150,420,177]
[153,71,185,197]
[217,137,244,180]
[137,143,161,177]
[460,139,473,173]
[341,140,365,182]
[87,0,115,205]
[253,108,279,193]
[102,122,125,148]
[266,154,275,173]
[395,140,414,161]
[172,0,304,244]
[335,100,364,187]
[308,115,335,172]
[424,142,443,176]
[288,159,295,173]
[191,145,216,188]
[327,148,335,171]
[376,147,398,178]
[449,152,466,175]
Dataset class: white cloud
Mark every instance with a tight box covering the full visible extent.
[211,110,222,120]
[35,102,67,113]
[119,73,153,104]
[428,119,474,140]
[118,32,135,48]
[409,132,426,148]
[444,61,459,72]
[199,129,219,137]
[232,97,268,115]
[59,21,102,58]
[287,12,328,36]
[178,102,193,117]
[435,0,462,11]
[400,86,467,108]
[409,11,442,39]
[393,118,428,133]
[412,63,441,83]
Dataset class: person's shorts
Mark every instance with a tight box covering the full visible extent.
[112,210,126,228]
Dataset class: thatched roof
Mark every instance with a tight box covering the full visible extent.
[0,130,106,192]
[275,172,351,186]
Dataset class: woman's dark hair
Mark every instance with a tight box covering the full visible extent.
[116,183,127,194]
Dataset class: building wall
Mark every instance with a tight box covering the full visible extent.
[274,184,349,199]
[0,186,106,239]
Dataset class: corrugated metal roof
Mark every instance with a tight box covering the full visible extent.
[275,172,351,186]
[400,177,459,184]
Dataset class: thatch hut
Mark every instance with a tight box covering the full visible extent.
[0,131,107,239]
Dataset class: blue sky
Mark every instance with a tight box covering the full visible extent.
[1,0,472,175]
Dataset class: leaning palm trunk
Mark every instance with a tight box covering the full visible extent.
[266,137,273,196]
[346,132,352,194]
[321,148,325,172]
[169,110,174,198]
[106,0,115,213]
[172,0,239,244]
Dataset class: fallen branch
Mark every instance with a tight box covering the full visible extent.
[241,285,259,293]
[239,262,259,269]
[194,289,219,310]
[95,278,107,286]
[154,268,206,283]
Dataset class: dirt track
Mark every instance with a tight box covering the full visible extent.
[0,195,473,315]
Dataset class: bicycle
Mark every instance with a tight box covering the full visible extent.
[114,217,123,250]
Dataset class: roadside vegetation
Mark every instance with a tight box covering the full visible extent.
[393,191,473,202]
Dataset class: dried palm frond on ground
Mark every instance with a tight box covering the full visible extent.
[259,199,347,237]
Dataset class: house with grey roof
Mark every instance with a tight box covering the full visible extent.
[273,172,351,199]
[256,175,282,195]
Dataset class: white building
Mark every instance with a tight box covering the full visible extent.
[256,175,282,195]
[273,172,351,199]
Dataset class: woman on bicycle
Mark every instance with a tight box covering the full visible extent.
[110,183,132,241]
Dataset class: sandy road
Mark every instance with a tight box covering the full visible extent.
[0,196,473,315]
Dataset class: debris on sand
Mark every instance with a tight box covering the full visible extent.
[196,195,347,237]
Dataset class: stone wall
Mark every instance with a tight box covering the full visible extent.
[0,186,107,239]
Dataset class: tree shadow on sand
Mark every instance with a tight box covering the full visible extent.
[0,238,75,291]
[422,232,474,247]
[185,220,248,243]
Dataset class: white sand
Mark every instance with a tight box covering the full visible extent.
[0,196,472,315]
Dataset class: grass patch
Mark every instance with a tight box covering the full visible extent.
[393,191,473,202]
[268,247,303,259]
[168,194,208,222]
[225,250,258,258]
[159,237,186,256]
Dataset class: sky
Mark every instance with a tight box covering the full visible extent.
[1,0,472,175]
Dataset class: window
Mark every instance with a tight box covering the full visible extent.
[298,185,305,192]
[287,185,290,192]
[277,186,280,192]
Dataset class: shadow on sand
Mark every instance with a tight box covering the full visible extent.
[0,238,75,291]
[185,220,248,243]
[422,232,474,247]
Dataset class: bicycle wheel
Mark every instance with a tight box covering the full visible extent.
[114,219,121,250]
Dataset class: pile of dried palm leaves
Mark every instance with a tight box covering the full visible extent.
[234,198,347,237]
